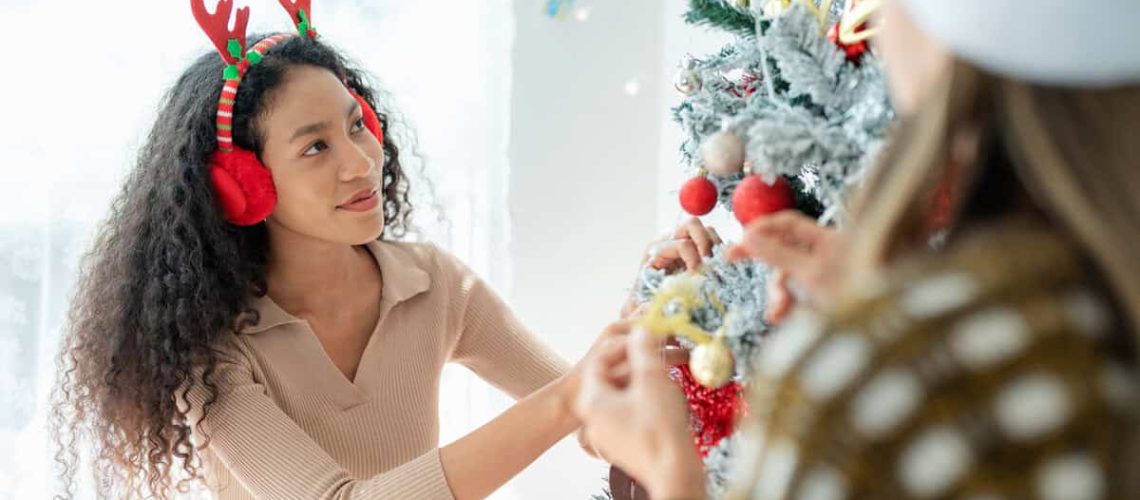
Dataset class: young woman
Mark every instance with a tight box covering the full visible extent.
[48,2,718,498]
[575,0,1140,498]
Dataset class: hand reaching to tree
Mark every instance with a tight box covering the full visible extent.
[619,218,722,319]
[727,210,844,323]
[574,326,707,499]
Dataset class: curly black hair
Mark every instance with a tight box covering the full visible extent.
[49,34,413,499]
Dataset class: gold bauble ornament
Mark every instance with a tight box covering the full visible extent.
[673,68,703,96]
[637,273,736,389]
[689,339,734,389]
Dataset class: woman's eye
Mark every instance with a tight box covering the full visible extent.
[303,140,328,157]
[351,117,366,133]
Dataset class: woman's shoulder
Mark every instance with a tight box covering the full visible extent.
[369,239,475,286]
[737,222,1140,498]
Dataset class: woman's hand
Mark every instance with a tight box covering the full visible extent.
[559,319,635,422]
[573,326,707,499]
[573,319,690,459]
[727,210,843,322]
[620,218,722,318]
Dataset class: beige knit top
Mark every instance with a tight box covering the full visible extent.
[182,240,571,499]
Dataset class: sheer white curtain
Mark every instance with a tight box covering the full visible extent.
[0,0,516,497]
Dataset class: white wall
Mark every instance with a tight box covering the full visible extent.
[505,1,663,498]
[502,1,734,498]
[655,2,741,240]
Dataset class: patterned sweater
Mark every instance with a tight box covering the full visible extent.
[728,224,1139,499]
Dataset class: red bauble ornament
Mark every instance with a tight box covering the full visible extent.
[731,175,794,225]
[679,176,719,216]
[827,23,868,62]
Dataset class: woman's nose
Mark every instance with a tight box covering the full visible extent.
[339,141,376,181]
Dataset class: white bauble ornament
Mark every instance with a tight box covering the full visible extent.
[700,131,746,176]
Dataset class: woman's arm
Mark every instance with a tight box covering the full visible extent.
[185,324,621,500]
[444,253,572,400]
[442,314,639,499]
[435,218,720,496]
[438,374,578,499]
[437,248,578,498]
[440,248,636,497]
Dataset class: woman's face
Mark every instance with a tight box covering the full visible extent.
[874,0,952,114]
[258,65,385,245]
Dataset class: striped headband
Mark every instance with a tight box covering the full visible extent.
[190,0,318,153]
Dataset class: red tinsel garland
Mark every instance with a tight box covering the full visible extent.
[674,364,746,457]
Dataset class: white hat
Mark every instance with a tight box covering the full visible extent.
[899,0,1140,87]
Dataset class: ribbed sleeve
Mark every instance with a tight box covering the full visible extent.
[447,258,572,398]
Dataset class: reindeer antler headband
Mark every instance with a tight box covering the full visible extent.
[190,0,317,154]
[188,0,384,226]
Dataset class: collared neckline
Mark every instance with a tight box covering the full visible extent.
[239,240,432,335]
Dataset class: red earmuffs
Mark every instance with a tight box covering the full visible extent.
[192,0,384,226]
[206,90,384,226]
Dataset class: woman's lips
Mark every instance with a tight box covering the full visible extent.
[338,190,379,212]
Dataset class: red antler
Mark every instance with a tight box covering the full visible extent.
[190,0,251,64]
[277,0,312,27]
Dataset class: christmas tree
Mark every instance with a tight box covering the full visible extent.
[603,1,892,498]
